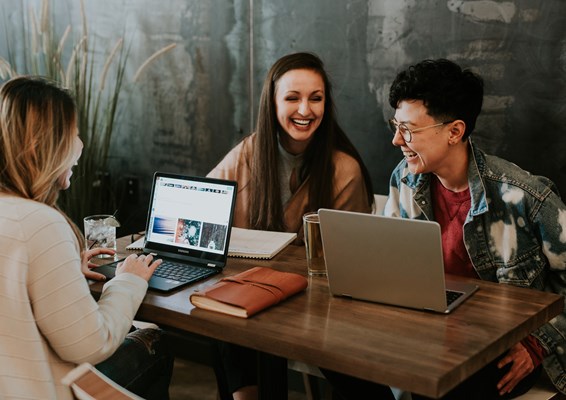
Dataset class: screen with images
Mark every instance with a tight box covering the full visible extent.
[146,175,235,255]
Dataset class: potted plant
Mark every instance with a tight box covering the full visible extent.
[0,0,175,226]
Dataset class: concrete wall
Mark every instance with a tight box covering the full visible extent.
[2,0,565,230]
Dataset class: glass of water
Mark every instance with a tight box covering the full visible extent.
[83,214,119,257]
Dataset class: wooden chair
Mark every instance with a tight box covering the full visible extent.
[62,363,143,400]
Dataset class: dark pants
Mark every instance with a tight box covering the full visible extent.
[215,341,258,394]
[321,353,542,400]
[412,354,542,400]
[95,327,174,400]
[320,368,396,400]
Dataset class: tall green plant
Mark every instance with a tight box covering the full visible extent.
[0,0,175,225]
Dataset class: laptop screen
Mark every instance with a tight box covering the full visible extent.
[143,172,237,266]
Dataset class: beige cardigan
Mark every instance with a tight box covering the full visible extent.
[208,133,371,240]
[0,196,148,399]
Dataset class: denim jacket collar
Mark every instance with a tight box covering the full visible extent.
[400,140,489,220]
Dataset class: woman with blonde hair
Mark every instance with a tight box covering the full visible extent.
[0,76,172,399]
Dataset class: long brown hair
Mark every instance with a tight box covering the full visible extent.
[249,52,373,231]
[0,76,85,247]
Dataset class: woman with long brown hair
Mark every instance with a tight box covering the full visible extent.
[208,52,374,400]
[209,51,373,239]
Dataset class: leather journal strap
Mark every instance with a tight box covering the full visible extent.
[221,277,285,302]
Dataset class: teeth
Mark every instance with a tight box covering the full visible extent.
[403,151,417,158]
[293,119,310,126]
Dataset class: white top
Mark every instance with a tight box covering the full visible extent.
[0,195,148,399]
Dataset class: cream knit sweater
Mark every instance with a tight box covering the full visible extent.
[0,196,148,399]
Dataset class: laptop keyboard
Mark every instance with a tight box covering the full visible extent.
[153,260,214,283]
[446,290,464,305]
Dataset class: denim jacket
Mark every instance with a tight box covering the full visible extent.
[384,141,566,393]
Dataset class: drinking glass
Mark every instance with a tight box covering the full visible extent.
[83,214,119,257]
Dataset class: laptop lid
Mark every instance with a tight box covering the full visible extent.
[143,172,237,268]
[93,172,237,292]
[318,209,478,314]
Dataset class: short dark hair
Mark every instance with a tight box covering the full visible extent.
[388,59,484,139]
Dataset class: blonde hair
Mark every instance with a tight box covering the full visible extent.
[0,76,85,247]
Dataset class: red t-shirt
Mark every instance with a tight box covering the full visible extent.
[431,175,476,278]
[431,175,546,366]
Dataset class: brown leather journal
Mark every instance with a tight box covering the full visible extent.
[189,266,308,318]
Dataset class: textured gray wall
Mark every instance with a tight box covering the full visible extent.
[2,0,566,230]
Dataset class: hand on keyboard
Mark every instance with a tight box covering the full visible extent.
[117,253,162,282]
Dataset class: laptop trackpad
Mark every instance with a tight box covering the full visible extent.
[92,259,123,280]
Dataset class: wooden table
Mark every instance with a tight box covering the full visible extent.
[90,236,563,399]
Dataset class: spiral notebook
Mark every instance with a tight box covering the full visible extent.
[228,228,296,259]
[126,227,296,259]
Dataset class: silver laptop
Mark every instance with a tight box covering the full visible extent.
[95,172,237,292]
[318,209,478,313]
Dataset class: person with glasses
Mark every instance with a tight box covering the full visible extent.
[322,58,566,399]
[385,58,566,398]
[387,118,455,143]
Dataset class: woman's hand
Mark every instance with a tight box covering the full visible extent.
[81,248,116,281]
[116,253,162,282]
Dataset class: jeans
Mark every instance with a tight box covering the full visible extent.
[95,327,174,400]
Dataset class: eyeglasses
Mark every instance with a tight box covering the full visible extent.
[388,119,454,143]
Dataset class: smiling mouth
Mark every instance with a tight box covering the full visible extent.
[403,150,418,160]
[292,118,311,127]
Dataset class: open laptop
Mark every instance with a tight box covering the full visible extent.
[318,209,478,313]
[94,172,237,292]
